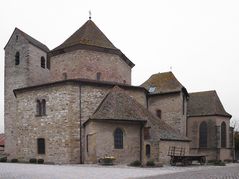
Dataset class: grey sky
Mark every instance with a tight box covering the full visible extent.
[1,0,239,132]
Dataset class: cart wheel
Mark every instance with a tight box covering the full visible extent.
[170,158,176,166]
[200,157,206,165]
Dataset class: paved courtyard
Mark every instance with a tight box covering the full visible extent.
[0,163,238,179]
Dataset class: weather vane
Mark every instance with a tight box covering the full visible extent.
[89,10,92,20]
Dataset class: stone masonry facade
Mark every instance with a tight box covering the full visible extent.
[50,49,131,84]
[4,19,234,164]
[4,29,49,159]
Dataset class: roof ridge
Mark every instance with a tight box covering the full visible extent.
[15,28,49,52]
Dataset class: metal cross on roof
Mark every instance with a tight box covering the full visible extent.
[89,10,92,20]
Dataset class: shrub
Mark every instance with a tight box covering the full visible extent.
[213,160,226,166]
[11,159,18,163]
[29,158,37,164]
[99,156,115,165]
[129,160,141,167]
[37,159,44,164]
[146,160,155,167]
[0,157,7,162]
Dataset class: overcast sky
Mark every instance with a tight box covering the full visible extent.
[0,0,239,132]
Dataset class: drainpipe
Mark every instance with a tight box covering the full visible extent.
[140,123,144,163]
[79,84,83,164]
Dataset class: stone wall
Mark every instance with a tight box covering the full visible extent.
[4,29,49,159]
[148,92,187,135]
[143,140,160,164]
[28,45,50,85]
[50,49,132,84]
[15,83,81,164]
[187,116,233,161]
[84,120,142,164]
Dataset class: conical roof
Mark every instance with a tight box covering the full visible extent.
[90,86,149,122]
[53,20,117,51]
[187,90,232,117]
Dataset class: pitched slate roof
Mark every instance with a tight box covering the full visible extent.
[53,20,117,51]
[90,86,148,122]
[141,72,187,95]
[0,134,5,147]
[5,28,49,52]
[90,86,189,141]
[147,113,189,141]
[187,90,232,118]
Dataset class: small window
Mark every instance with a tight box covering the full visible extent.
[114,128,123,149]
[146,144,151,158]
[156,109,161,119]
[37,138,45,154]
[46,58,50,69]
[41,57,45,68]
[15,52,20,65]
[221,122,227,148]
[96,72,101,81]
[86,135,89,153]
[149,86,156,93]
[36,99,46,116]
[36,100,41,116]
[199,121,207,148]
[16,35,18,42]
[41,99,46,116]
[63,73,67,80]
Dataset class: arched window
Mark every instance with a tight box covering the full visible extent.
[36,100,41,116]
[221,122,226,148]
[41,56,45,68]
[199,121,207,148]
[41,99,46,116]
[114,128,123,149]
[15,52,20,65]
[37,138,45,154]
[36,99,46,116]
[146,144,151,158]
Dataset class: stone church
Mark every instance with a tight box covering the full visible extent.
[4,19,234,164]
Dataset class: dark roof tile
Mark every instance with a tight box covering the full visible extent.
[53,20,117,51]
[141,72,186,95]
[90,86,189,141]
[187,90,231,117]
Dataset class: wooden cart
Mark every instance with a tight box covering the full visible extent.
[168,146,206,166]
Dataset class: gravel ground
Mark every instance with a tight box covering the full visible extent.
[0,163,238,179]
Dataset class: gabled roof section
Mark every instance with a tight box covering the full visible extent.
[187,90,232,118]
[89,86,189,141]
[4,28,49,52]
[53,20,117,51]
[147,114,190,141]
[141,72,188,95]
[90,86,148,122]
